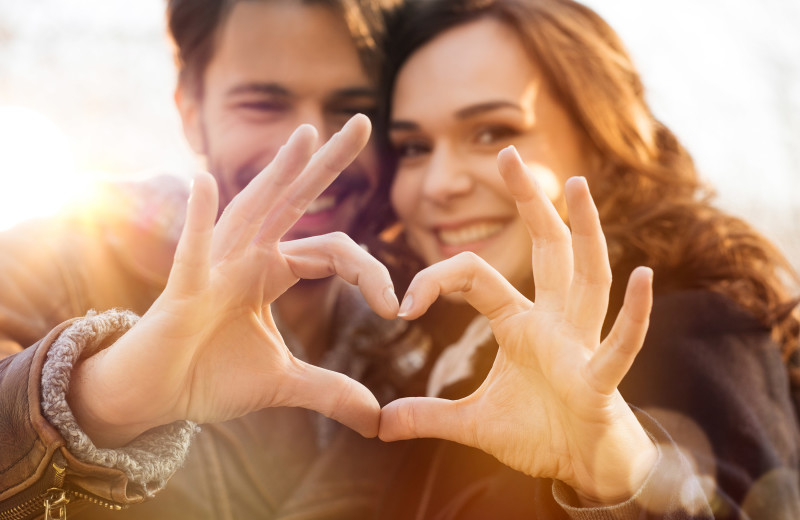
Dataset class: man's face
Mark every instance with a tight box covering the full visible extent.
[178,1,378,241]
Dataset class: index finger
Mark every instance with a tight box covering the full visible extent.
[399,252,531,325]
[255,114,372,244]
[213,123,319,254]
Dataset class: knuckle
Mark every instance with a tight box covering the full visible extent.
[401,404,419,435]
[331,377,355,416]
[454,250,483,268]
[328,231,352,246]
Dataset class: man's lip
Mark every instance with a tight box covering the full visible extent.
[236,168,371,201]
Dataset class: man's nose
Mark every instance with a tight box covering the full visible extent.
[294,107,334,143]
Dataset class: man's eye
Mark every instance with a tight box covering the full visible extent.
[473,125,519,145]
[332,106,377,121]
[238,101,288,113]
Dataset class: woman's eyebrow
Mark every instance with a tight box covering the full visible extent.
[454,101,522,119]
[389,120,420,132]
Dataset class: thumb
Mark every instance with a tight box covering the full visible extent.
[379,397,471,445]
[281,360,381,438]
[168,172,218,294]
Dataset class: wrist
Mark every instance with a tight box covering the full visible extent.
[41,310,160,448]
[68,353,154,448]
[573,424,659,506]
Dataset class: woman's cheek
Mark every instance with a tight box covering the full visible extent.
[390,172,418,221]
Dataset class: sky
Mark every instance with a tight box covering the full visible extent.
[0,0,798,263]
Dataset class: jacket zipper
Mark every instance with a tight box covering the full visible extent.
[0,454,126,520]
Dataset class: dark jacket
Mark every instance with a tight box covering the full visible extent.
[368,290,800,519]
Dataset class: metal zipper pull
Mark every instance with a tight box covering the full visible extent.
[43,489,69,520]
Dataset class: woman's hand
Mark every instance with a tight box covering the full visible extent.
[69,114,398,447]
[379,146,657,505]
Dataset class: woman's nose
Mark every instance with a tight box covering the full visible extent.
[421,144,474,205]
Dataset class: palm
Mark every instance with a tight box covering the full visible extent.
[469,317,625,484]
[380,147,656,503]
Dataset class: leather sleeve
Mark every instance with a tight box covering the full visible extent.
[0,180,184,517]
[0,320,151,517]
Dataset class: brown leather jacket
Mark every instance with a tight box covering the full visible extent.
[0,178,407,519]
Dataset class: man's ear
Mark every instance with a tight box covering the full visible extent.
[174,83,205,154]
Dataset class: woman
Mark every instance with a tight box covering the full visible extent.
[364,0,800,517]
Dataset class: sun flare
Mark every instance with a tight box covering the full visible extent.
[0,106,92,231]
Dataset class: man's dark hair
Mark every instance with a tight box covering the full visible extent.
[166,0,397,97]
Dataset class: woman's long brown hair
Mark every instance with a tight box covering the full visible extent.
[373,0,800,358]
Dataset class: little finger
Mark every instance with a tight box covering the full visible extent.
[584,267,653,395]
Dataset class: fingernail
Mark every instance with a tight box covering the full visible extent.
[499,145,516,160]
[384,286,399,312]
[397,294,414,318]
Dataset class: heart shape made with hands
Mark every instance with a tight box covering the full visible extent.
[69,119,656,505]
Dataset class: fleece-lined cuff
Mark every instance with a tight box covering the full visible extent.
[553,409,713,520]
[40,309,197,497]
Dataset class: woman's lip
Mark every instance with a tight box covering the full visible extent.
[432,218,511,252]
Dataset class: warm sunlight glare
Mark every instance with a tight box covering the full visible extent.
[0,106,90,231]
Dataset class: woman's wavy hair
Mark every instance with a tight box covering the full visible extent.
[369,0,800,358]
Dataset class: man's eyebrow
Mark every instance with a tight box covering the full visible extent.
[226,84,375,98]
[455,101,522,119]
[226,82,292,98]
[328,87,377,99]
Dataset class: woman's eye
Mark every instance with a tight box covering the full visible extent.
[474,126,518,145]
[393,140,431,160]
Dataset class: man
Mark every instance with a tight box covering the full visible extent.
[0,1,404,518]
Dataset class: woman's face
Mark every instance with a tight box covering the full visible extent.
[389,18,597,288]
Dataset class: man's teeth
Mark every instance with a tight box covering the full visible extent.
[438,222,505,246]
[305,195,337,215]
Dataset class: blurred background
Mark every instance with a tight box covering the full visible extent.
[0,0,798,266]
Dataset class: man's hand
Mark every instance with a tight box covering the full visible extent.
[68,114,398,447]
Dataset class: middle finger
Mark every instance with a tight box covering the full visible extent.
[497,146,573,312]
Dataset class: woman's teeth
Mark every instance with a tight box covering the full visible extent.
[305,195,337,215]
[437,221,505,246]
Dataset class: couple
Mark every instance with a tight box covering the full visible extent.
[1,0,799,518]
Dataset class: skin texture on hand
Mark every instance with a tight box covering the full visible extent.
[380,146,658,505]
[68,115,399,448]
